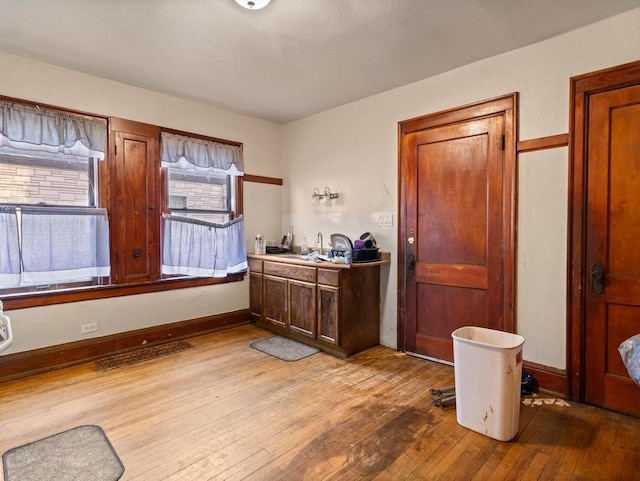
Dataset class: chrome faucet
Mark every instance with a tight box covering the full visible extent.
[317,232,323,254]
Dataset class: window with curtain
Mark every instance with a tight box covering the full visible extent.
[0,101,105,207]
[1,96,247,305]
[0,101,110,291]
[161,132,243,223]
[160,132,247,278]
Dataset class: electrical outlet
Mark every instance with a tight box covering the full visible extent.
[80,322,99,334]
[378,213,393,227]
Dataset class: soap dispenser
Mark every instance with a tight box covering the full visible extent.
[283,226,293,251]
[301,236,309,255]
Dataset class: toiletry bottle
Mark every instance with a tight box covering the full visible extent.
[255,234,265,255]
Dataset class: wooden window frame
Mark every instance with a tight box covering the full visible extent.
[0,97,245,311]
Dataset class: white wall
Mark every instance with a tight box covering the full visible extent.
[0,51,283,354]
[281,8,640,369]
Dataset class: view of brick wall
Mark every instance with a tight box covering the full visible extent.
[169,178,226,211]
[1,156,229,224]
[0,156,90,206]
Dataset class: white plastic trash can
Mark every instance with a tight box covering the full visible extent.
[452,326,525,441]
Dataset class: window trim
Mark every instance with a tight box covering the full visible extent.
[0,96,246,309]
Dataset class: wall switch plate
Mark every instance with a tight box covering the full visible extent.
[80,322,98,334]
[378,213,393,227]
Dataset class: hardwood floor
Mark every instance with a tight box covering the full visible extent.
[1,325,638,480]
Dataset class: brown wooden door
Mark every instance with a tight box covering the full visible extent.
[399,95,516,362]
[109,118,160,284]
[584,83,640,417]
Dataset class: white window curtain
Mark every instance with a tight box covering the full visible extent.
[160,132,244,175]
[0,206,20,287]
[20,207,111,284]
[0,101,107,159]
[162,215,247,278]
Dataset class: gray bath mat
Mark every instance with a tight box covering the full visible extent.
[3,425,124,481]
[250,336,320,361]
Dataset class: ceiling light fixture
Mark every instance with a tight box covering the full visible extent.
[234,0,271,9]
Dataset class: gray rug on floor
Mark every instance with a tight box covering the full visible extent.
[250,336,320,361]
[3,425,124,481]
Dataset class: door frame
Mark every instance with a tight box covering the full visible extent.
[568,60,640,402]
[397,93,518,351]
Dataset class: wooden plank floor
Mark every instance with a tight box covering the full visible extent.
[1,325,638,480]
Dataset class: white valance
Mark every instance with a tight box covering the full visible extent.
[160,132,244,175]
[0,101,107,160]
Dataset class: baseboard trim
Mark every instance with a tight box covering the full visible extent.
[523,360,568,398]
[0,309,251,383]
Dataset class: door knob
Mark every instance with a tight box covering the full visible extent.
[133,248,142,258]
[408,236,415,245]
[591,262,605,295]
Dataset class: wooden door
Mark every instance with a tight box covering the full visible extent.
[583,83,640,417]
[399,95,516,362]
[109,118,160,284]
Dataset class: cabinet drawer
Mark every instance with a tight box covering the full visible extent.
[248,257,263,273]
[318,268,340,287]
[264,261,317,282]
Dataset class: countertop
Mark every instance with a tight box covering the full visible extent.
[247,252,390,269]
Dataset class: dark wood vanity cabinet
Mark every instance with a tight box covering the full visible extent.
[247,254,384,358]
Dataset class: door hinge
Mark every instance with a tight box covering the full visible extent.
[501,134,505,150]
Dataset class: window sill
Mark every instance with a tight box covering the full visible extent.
[0,273,245,310]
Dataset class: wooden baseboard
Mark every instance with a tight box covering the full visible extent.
[523,360,568,398]
[0,309,251,383]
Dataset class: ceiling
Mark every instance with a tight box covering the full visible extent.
[1,0,639,124]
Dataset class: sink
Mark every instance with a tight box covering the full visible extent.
[267,252,331,262]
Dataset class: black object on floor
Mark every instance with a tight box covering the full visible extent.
[521,371,538,395]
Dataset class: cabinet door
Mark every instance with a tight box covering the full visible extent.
[249,272,262,319]
[318,285,340,345]
[263,275,287,327]
[288,280,317,338]
[108,118,160,284]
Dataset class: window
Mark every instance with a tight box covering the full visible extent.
[167,170,232,224]
[161,132,241,222]
[160,132,247,278]
[0,100,109,292]
[0,153,98,207]
[0,99,247,306]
